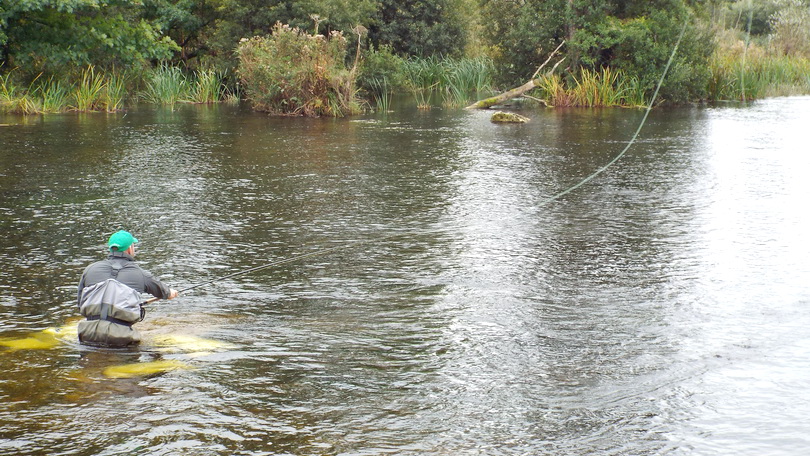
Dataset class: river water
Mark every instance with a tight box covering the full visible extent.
[1,97,809,455]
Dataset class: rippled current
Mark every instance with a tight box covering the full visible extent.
[1,97,809,455]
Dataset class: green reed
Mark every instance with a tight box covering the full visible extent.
[709,51,810,100]
[402,56,443,109]
[571,68,629,107]
[189,68,224,104]
[103,69,128,111]
[402,56,494,109]
[223,81,241,104]
[8,76,71,114]
[441,57,494,107]
[40,78,70,112]
[366,76,392,112]
[0,73,17,110]
[535,73,571,107]
[140,64,189,108]
[74,66,107,111]
[532,68,646,108]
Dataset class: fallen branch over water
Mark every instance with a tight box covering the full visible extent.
[466,41,565,109]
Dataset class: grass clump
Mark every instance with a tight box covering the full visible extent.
[399,56,495,109]
[358,45,404,112]
[139,64,188,108]
[532,68,646,108]
[708,34,810,100]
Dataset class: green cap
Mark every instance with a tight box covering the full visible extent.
[108,230,139,252]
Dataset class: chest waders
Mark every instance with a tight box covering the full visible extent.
[78,262,146,347]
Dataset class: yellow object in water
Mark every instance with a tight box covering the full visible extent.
[0,320,79,351]
[0,332,60,350]
[103,359,191,379]
[43,320,79,340]
[1,321,233,357]
[150,334,235,354]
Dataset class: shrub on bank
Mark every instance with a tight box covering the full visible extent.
[236,23,362,117]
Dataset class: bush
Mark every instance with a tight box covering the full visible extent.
[236,23,361,117]
[357,45,405,111]
[571,9,713,104]
[358,45,406,94]
[769,2,810,57]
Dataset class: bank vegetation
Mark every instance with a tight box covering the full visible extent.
[1,0,809,116]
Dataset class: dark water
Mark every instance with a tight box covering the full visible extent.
[1,97,809,455]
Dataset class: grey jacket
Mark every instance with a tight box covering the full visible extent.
[77,251,172,306]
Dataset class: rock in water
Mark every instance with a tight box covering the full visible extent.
[490,111,530,123]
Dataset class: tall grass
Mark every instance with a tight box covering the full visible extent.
[536,74,572,107]
[6,76,71,114]
[402,56,494,109]
[709,51,810,100]
[1,65,232,114]
[533,68,646,108]
[366,76,392,112]
[571,67,647,107]
[39,78,70,112]
[75,66,107,111]
[0,73,17,109]
[189,68,223,103]
[441,57,494,107]
[104,70,128,111]
[402,56,443,109]
[139,64,189,108]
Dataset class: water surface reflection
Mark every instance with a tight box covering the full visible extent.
[1,98,809,455]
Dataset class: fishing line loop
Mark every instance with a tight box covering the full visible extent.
[537,19,689,207]
[170,20,689,298]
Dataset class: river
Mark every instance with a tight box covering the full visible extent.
[1,97,809,455]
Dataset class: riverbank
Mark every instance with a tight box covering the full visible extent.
[2,49,809,115]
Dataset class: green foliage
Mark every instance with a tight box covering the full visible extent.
[369,0,470,57]
[719,0,784,36]
[567,5,713,103]
[769,1,810,56]
[481,0,572,86]
[358,45,405,110]
[236,23,361,116]
[3,0,809,111]
[1,0,179,79]
[359,45,406,90]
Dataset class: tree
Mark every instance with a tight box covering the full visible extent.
[1,0,178,79]
[368,0,469,57]
[569,1,714,102]
[481,0,713,102]
[480,0,572,85]
[139,0,377,71]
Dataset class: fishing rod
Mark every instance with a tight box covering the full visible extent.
[142,242,361,304]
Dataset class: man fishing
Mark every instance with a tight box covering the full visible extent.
[77,230,178,347]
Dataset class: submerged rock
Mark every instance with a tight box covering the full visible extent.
[491,111,530,123]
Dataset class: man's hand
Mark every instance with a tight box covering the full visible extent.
[168,289,179,300]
